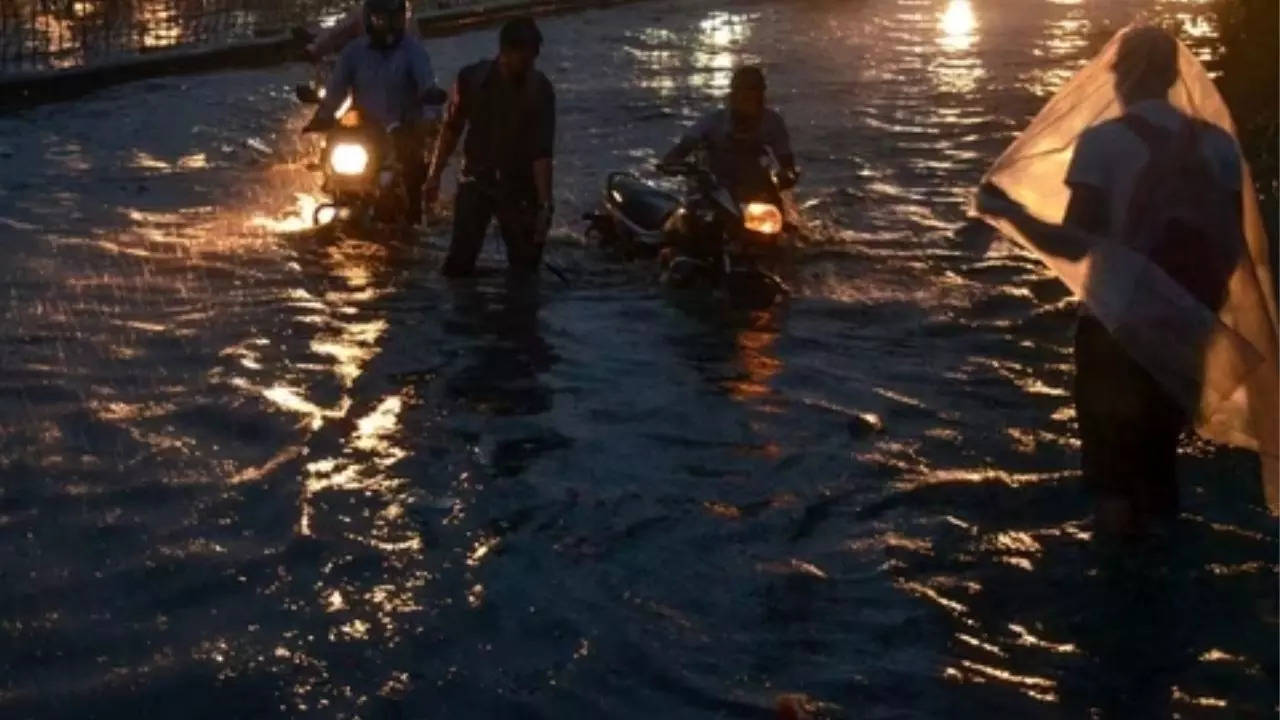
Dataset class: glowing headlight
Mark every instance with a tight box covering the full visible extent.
[315,205,338,225]
[741,202,783,235]
[329,142,369,176]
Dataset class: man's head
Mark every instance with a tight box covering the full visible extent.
[498,17,542,82]
[363,0,407,49]
[728,66,767,130]
[1113,25,1179,106]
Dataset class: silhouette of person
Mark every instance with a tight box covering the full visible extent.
[977,26,1244,536]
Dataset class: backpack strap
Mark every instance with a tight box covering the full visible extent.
[1121,112,1202,162]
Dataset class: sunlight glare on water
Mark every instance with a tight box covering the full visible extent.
[938,0,978,51]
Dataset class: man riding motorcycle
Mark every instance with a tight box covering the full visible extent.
[658,66,798,269]
[660,66,798,208]
[302,0,439,226]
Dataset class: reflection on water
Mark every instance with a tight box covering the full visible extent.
[626,8,759,101]
[694,10,755,91]
[932,0,985,94]
[938,0,978,51]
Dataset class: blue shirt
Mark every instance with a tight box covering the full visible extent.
[320,36,438,129]
[679,108,793,200]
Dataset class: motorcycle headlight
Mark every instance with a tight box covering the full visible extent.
[741,202,783,235]
[329,142,370,176]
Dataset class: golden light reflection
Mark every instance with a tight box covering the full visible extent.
[353,395,404,456]
[248,193,324,234]
[249,380,349,431]
[1198,648,1247,664]
[1172,686,1229,708]
[692,11,756,91]
[298,393,412,538]
[1008,623,1079,654]
[938,0,977,52]
[309,317,387,388]
[955,632,1007,657]
[898,580,971,619]
[931,56,988,94]
[467,535,501,567]
[699,11,748,48]
[955,659,1058,702]
[722,324,783,401]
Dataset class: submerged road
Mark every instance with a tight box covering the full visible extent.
[0,0,1274,717]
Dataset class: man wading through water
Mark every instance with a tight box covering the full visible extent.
[426,17,555,278]
[975,25,1276,537]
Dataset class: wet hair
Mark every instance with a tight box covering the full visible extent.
[1114,25,1178,100]
[500,17,543,54]
[730,66,766,92]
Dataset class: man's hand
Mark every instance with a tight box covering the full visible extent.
[533,203,554,246]
[973,182,1024,220]
[423,174,442,209]
[777,166,800,190]
[301,112,333,134]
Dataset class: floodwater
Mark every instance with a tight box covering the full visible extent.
[0,0,1274,718]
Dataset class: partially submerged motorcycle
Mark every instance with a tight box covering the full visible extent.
[294,65,444,230]
[585,158,798,308]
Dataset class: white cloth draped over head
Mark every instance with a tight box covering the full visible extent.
[975,24,1279,511]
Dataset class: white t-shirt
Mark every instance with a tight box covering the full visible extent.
[1065,99,1241,242]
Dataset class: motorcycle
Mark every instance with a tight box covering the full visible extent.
[293,42,445,230]
[584,156,797,308]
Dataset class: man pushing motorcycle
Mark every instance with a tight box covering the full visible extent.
[660,66,799,207]
[654,66,800,284]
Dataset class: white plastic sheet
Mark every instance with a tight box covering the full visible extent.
[975,25,1279,510]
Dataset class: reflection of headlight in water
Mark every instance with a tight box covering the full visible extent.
[741,202,783,235]
[329,143,369,176]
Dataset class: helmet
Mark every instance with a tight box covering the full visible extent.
[363,0,407,49]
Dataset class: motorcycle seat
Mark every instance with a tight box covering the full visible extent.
[607,173,680,233]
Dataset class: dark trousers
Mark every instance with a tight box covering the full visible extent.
[1074,315,1187,518]
[442,181,542,277]
[392,127,427,224]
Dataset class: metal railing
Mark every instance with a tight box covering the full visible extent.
[0,0,492,74]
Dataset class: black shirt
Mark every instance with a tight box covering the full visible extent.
[442,60,555,190]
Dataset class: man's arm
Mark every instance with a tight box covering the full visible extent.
[770,112,797,174]
[768,112,798,187]
[305,48,356,130]
[661,136,698,166]
[532,82,556,207]
[975,182,1099,261]
[530,81,556,244]
[1062,183,1107,235]
[661,113,710,166]
[407,42,441,120]
[425,73,467,198]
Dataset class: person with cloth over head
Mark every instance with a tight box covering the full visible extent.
[973,24,1279,537]
[425,17,556,278]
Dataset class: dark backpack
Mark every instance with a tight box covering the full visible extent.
[1120,114,1242,312]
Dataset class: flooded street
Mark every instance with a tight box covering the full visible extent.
[0,0,1274,717]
